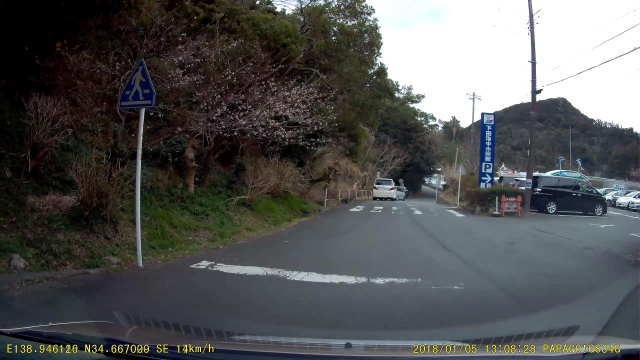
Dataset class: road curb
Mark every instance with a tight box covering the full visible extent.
[0,268,106,295]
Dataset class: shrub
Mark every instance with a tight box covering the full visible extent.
[464,187,524,211]
[70,151,130,223]
[242,156,306,201]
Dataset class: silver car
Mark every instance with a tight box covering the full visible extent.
[616,191,640,209]
[606,190,631,207]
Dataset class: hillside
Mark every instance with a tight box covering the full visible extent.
[491,98,639,179]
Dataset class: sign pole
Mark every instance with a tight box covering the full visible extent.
[119,59,156,269]
[135,108,145,268]
[457,167,462,208]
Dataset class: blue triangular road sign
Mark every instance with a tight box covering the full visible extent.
[119,59,156,109]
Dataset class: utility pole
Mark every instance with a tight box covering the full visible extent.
[467,92,482,176]
[467,92,482,125]
[569,126,572,170]
[523,0,538,214]
[453,146,459,176]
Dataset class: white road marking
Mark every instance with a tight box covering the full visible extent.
[608,211,640,219]
[446,209,465,217]
[589,223,615,228]
[410,207,423,215]
[431,283,464,290]
[190,261,422,285]
[349,205,365,212]
[370,206,383,213]
[630,233,640,238]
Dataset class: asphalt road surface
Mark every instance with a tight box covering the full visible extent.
[2,186,639,342]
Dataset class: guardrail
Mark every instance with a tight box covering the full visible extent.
[324,187,373,208]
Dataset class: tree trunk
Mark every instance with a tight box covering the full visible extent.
[184,138,198,193]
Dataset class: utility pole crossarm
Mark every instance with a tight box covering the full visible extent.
[466,92,482,124]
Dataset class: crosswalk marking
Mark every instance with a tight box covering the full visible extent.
[446,209,465,217]
[345,204,468,217]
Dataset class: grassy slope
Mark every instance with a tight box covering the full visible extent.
[0,180,320,272]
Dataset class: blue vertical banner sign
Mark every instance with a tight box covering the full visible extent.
[478,112,496,188]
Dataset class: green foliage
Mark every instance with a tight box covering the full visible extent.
[141,187,318,256]
[251,193,317,225]
[183,0,305,62]
[378,86,437,191]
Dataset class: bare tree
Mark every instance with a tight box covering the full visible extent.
[374,136,409,177]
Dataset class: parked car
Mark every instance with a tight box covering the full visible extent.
[396,186,407,201]
[497,176,525,189]
[607,190,633,207]
[615,191,640,209]
[629,197,640,211]
[597,188,617,196]
[531,175,607,216]
[373,178,397,200]
[544,170,589,180]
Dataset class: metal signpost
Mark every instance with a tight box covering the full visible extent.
[118,59,156,268]
[478,113,496,188]
[558,156,565,170]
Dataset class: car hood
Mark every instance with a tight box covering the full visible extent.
[4,274,639,358]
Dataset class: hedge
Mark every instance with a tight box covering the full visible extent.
[464,187,525,210]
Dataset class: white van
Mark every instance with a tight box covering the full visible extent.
[373,178,397,200]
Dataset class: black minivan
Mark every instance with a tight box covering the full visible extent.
[531,175,607,216]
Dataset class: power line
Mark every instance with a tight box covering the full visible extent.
[616,7,640,21]
[543,44,640,87]
[593,20,640,49]
[548,7,640,73]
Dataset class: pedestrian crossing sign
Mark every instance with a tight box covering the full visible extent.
[118,59,156,109]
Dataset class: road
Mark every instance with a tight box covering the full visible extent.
[2,186,639,343]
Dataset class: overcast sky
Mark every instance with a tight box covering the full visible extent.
[367,0,639,131]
